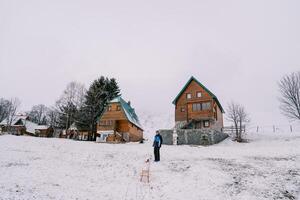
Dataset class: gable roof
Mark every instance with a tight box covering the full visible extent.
[0,115,29,126]
[172,76,225,113]
[24,120,40,134]
[101,96,143,130]
[0,115,49,135]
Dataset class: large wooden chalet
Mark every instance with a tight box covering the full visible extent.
[97,96,143,143]
[173,76,224,131]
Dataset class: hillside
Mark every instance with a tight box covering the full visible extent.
[138,111,174,140]
[0,132,299,200]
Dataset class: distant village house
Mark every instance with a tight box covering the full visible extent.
[0,115,53,137]
[60,123,89,141]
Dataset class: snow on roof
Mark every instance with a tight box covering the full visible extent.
[69,123,78,131]
[35,125,49,130]
[0,115,49,134]
[0,120,6,125]
[23,120,39,134]
[0,115,28,126]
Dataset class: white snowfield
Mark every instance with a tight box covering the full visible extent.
[0,132,299,200]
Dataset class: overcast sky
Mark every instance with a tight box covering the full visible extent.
[1,0,299,128]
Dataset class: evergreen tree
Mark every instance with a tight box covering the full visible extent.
[0,98,10,122]
[76,76,120,140]
[57,102,78,129]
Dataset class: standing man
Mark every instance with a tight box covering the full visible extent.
[153,131,163,162]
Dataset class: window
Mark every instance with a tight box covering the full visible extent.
[107,106,112,111]
[100,120,113,126]
[202,102,211,110]
[197,92,202,98]
[213,107,218,120]
[116,105,121,111]
[192,103,202,111]
[192,102,211,111]
[204,121,210,127]
[181,107,185,112]
[186,93,192,99]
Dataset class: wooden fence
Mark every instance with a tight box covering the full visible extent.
[222,125,246,135]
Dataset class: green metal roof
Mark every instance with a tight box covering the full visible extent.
[172,76,225,113]
[103,96,143,130]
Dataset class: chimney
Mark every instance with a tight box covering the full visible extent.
[128,101,131,106]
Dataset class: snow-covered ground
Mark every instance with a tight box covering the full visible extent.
[0,132,299,200]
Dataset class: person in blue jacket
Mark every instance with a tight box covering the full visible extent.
[153,131,163,162]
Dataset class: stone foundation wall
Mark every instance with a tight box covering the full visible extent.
[158,129,228,146]
[158,129,173,145]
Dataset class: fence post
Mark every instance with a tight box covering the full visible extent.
[256,126,259,133]
[290,125,293,133]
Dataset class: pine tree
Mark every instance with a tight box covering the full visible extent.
[76,76,120,140]
[0,98,11,122]
[57,102,78,129]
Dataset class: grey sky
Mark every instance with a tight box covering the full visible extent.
[0,0,299,127]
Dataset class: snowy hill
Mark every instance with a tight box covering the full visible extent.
[138,111,174,140]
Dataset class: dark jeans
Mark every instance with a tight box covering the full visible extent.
[154,147,160,161]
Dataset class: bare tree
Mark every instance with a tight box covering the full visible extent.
[278,71,300,121]
[46,107,60,127]
[55,81,87,129]
[236,104,250,141]
[227,102,239,138]
[6,98,21,132]
[226,102,250,142]
[27,104,49,125]
[56,82,86,110]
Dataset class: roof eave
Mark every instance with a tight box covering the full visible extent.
[213,97,225,113]
[172,76,195,105]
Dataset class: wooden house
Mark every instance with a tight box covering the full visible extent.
[0,115,29,135]
[61,123,89,141]
[173,76,224,131]
[35,125,54,137]
[0,115,53,137]
[97,96,143,143]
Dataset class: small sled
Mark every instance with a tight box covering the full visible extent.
[140,159,150,183]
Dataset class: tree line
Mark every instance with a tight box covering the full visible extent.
[1,72,299,142]
[0,76,120,141]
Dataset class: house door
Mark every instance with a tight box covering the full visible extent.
[97,130,114,142]
[100,134,108,142]
[195,121,202,129]
[99,133,108,142]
